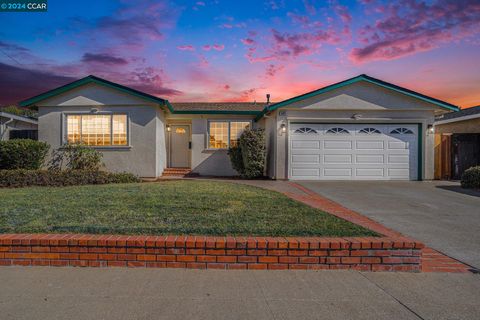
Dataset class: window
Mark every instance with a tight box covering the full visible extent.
[390,127,413,134]
[326,127,350,134]
[175,127,186,134]
[66,114,128,146]
[359,127,381,134]
[294,127,317,134]
[208,121,250,149]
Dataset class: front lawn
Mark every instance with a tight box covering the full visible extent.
[0,180,377,237]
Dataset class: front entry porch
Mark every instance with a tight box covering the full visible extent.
[167,123,192,168]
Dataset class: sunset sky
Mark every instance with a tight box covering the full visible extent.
[1,0,479,108]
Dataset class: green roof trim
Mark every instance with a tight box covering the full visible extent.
[255,74,459,120]
[19,75,168,108]
[19,76,261,116]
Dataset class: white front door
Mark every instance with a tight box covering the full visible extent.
[170,125,190,168]
[289,123,419,180]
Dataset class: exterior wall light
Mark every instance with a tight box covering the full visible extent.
[427,124,434,134]
[280,123,287,134]
[166,124,171,132]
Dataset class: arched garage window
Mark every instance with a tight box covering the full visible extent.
[326,127,350,134]
[359,127,381,134]
[294,127,317,134]
[390,128,413,134]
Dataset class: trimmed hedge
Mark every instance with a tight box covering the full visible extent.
[228,128,266,179]
[50,144,103,170]
[0,139,49,170]
[0,169,140,188]
[461,166,480,189]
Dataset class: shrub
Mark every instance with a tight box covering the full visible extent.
[50,144,103,170]
[0,139,49,170]
[228,145,244,174]
[228,128,266,178]
[461,166,480,189]
[0,169,140,188]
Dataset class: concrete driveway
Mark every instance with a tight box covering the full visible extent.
[1,267,479,320]
[299,181,480,269]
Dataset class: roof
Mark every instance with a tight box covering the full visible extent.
[19,75,168,108]
[170,102,267,114]
[435,105,480,124]
[256,74,460,120]
[0,112,38,124]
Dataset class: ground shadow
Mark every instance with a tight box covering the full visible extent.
[435,185,480,198]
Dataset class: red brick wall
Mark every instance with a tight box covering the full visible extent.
[0,234,423,271]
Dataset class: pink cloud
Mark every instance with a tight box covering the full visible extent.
[241,38,255,45]
[212,44,225,51]
[350,0,480,63]
[177,45,195,51]
[202,45,211,51]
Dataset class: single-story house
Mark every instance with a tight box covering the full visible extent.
[0,111,38,141]
[19,74,458,180]
[434,106,480,179]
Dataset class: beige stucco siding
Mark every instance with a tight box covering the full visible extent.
[36,83,166,178]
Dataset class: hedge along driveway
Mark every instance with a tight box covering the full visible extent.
[0,180,377,237]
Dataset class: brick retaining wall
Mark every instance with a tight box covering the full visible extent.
[0,234,423,271]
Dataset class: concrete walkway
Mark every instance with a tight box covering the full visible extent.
[298,181,480,269]
[1,267,479,320]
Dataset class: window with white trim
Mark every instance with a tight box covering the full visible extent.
[66,114,128,146]
[208,121,250,149]
[359,127,381,134]
[390,127,413,134]
[294,127,317,134]
[326,127,350,134]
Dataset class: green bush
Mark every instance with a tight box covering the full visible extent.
[0,139,49,170]
[228,128,266,178]
[50,144,103,170]
[461,166,480,189]
[227,145,244,174]
[0,169,140,188]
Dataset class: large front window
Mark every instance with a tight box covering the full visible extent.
[208,121,250,149]
[66,114,127,146]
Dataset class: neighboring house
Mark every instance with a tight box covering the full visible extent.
[0,111,38,141]
[19,74,458,180]
[434,106,480,180]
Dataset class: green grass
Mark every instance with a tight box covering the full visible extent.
[0,180,377,237]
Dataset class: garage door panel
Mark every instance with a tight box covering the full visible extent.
[356,154,384,164]
[289,123,418,180]
[324,140,352,149]
[292,155,320,164]
[323,168,352,177]
[356,140,384,149]
[356,168,385,177]
[292,141,320,149]
[324,154,352,164]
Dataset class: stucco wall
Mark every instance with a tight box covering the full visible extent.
[268,81,442,180]
[166,114,258,176]
[36,83,166,178]
[435,118,480,134]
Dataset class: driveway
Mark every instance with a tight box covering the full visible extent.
[299,181,480,269]
[1,267,479,320]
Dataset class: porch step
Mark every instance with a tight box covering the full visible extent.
[162,168,198,177]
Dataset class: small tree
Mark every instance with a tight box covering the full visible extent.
[461,166,480,189]
[228,128,266,178]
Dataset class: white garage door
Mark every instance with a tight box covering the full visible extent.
[289,124,419,180]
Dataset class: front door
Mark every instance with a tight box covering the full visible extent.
[170,125,190,168]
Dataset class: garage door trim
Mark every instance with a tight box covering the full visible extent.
[288,122,423,181]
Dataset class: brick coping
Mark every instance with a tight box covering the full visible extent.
[0,233,423,271]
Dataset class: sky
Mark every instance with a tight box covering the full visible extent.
[0,0,479,108]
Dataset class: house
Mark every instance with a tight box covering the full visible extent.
[0,111,38,141]
[434,106,480,179]
[19,74,458,180]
